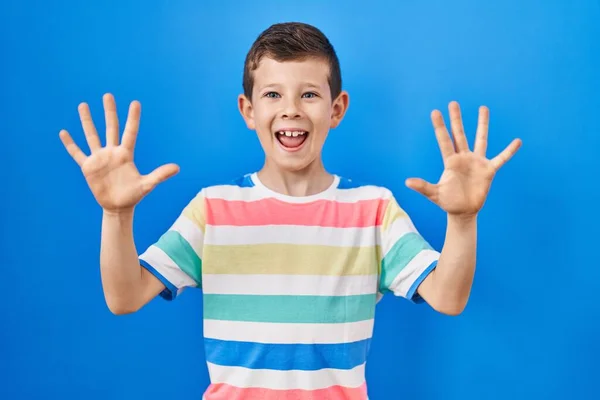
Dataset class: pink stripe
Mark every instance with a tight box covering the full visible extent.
[203,382,368,400]
[205,198,388,228]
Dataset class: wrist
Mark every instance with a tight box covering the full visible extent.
[447,212,477,228]
[103,207,135,220]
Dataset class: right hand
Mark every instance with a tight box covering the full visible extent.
[59,93,180,214]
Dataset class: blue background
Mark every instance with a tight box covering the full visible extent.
[1,1,599,399]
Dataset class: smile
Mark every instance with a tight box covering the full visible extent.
[275,129,309,152]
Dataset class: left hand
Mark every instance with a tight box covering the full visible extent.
[406,101,522,218]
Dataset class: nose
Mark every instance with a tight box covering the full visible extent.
[280,98,302,119]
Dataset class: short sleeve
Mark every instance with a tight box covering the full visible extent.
[378,193,440,303]
[139,189,206,301]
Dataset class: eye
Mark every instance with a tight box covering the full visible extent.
[302,92,318,99]
[264,91,280,98]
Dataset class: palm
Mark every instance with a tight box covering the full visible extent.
[60,94,179,213]
[81,147,145,211]
[435,153,495,215]
[406,102,521,218]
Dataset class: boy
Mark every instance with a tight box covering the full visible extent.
[59,22,521,400]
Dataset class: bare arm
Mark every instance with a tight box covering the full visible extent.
[405,102,521,315]
[100,210,165,314]
[59,93,179,315]
[417,215,477,315]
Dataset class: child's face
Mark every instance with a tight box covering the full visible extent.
[238,56,349,173]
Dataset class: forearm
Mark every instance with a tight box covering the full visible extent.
[99,210,144,313]
[429,214,477,314]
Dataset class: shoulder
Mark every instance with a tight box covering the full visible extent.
[334,175,395,200]
[196,172,258,199]
[333,175,413,219]
[178,173,257,214]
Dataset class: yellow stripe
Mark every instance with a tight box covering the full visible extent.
[203,243,380,275]
[182,192,206,233]
[381,197,408,232]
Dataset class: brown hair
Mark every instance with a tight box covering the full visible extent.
[242,22,342,102]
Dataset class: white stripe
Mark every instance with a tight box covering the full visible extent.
[380,215,418,257]
[203,319,375,344]
[389,249,440,297]
[205,224,380,247]
[202,274,378,296]
[139,245,197,289]
[206,181,391,203]
[170,214,204,257]
[206,361,366,390]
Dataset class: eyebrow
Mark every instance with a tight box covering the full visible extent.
[257,82,324,91]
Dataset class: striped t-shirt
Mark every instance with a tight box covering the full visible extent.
[139,172,440,400]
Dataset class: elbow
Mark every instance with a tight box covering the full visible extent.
[436,305,465,316]
[431,299,468,316]
[108,305,137,316]
[105,297,140,316]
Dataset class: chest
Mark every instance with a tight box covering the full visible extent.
[199,196,384,311]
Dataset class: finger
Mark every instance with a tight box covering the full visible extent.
[490,138,522,171]
[103,93,120,146]
[431,109,455,163]
[59,129,87,166]
[141,163,180,194]
[77,102,101,152]
[405,178,437,200]
[449,101,470,152]
[121,100,141,151]
[474,106,489,157]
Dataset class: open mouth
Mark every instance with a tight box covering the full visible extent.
[275,130,309,151]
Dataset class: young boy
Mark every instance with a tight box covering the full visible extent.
[59,22,521,400]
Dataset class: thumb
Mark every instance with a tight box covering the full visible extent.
[141,163,180,193]
[405,178,437,199]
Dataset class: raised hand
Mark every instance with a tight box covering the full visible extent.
[405,101,521,218]
[59,93,179,214]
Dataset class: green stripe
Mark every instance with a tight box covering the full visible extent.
[155,230,202,287]
[203,294,376,323]
[380,232,432,293]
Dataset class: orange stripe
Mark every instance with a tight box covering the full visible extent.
[205,198,389,228]
[204,382,368,400]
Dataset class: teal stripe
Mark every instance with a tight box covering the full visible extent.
[380,232,432,293]
[203,294,376,323]
[155,230,202,287]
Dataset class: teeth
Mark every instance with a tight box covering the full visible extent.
[278,131,306,136]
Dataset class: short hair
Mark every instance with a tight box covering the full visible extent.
[242,22,342,102]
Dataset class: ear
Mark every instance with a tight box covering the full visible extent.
[330,90,350,129]
[238,94,256,130]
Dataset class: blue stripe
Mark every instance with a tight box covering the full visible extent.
[337,176,368,189]
[204,337,371,371]
[230,174,255,188]
[406,260,438,303]
[140,259,178,301]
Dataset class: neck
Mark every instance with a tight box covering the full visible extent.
[257,158,334,197]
